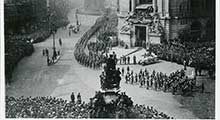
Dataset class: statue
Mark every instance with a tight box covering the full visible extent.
[149,13,164,34]
[88,54,133,118]
[102,54,121,90]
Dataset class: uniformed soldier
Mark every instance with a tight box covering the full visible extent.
[138,71,142,80]
[116,68,121,89]
[146,78,149,90]
[47,57,50,66]
[125,74,129,83]
[127,56,130,64]
[144,68,148,76]
[142,76,146,86]
[150,76,153,87]
[113,51,117,61]
[201,82,205,93]
[139,77,142,87]
[133,55,136,64]
[42,48,45,56]
[155,80,158,91]
[163,81,167,92]
[127,66,130,73]
[131,73,134,84]
[121,67,125,76]
[59,38,62,46]
[45,48,49,57]
[135,73,138,83]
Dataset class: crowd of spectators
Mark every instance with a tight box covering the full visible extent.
[150,42,215,77]
[122,66,203,95]
[6,93,172,118]
[89,91,171,118]
[131,104,172,119]
[6,95,89,118]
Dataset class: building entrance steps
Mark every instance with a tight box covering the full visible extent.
[109,47,142,59]
[109,47,158,64]
[123,47,143,57]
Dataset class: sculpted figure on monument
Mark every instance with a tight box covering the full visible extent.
[101,54,121,90]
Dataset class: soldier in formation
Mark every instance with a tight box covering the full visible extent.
[118,55,137,65]
[123,67,198,95]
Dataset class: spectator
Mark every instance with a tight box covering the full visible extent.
[71,92,75,103]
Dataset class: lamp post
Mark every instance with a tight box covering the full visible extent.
[48,8,57,61]
[52,27,57,60]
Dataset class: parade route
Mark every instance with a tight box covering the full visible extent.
[6,9,197,119]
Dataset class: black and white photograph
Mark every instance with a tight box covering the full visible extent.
[0,0,219,119]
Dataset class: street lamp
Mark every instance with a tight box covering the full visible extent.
[48,9,57,61]
[52,27,57,60]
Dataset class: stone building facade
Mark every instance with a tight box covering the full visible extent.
[120,0,215,48]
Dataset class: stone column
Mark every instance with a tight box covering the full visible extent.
[129,0,132,12]
[130,25,135,48]
[162,0,165,17]
[163,19,170,41]
[46,0,50,8]
[153,0,158,13]
[146,25,149,49]
[117,0,120,13]
[131,0,136,12]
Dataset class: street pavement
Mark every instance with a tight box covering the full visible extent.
[6,9,196,119]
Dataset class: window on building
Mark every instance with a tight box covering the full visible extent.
[187,1,190,12]
[180,19,188,25]
[139,0,152,4]
[179,5,182,16]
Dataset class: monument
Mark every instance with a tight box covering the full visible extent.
[88,54,133,118]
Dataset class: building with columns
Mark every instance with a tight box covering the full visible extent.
[119,0,215,48]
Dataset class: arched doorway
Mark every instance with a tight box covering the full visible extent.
[135,26,146,47]
[190,20,202,41]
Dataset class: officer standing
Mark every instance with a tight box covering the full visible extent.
[133,55,136,64]
[42,48,45,56]
[127,66,130,73]
[45,48,49,57]
[131,72,134,84]
[121,67,125,76]
[127,56,130,64]
[59,38,62,46]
